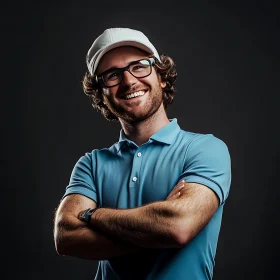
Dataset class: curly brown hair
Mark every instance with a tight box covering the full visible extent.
[82,54,177,121]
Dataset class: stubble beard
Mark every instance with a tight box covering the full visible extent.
[104,84,164,123]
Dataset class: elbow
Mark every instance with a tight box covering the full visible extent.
[54,232,69,256]
[171,222,192,247]
[174,232,190,247]
[55,234,78,257]
[54,215,79,256]
[54,223,75,256]
[55,241,66,256]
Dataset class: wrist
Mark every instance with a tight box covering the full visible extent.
[78,208,99,223]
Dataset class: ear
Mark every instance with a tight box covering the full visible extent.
[160,80,167,88]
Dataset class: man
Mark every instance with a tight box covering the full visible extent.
[54,27,231,280]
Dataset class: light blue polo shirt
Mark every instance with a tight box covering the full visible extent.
[63,118,231,280]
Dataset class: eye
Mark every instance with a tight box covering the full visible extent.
[131,62,149,71]
[106,71,121,81]
[132,65,144,71]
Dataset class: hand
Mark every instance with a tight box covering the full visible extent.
[166,180,186,201]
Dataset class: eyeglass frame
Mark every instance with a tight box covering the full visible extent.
[94,57,156,88]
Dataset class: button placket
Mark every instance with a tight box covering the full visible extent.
[129,147,145,187]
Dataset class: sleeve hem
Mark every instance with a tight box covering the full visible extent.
[62,186,98,204]
[182,175,224,205]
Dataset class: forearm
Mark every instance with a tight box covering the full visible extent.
[91,201,182,248]
[55,221,139,260]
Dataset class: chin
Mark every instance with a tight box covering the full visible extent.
[125,109,157,123]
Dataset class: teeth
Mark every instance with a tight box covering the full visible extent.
[125,91,145,99]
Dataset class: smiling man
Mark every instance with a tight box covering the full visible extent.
[53,27,231,280]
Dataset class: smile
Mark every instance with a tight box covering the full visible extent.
[124,90,146,100]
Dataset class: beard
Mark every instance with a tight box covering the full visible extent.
[104,82,164,123]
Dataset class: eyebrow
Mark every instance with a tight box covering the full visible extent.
[97,58,148,75]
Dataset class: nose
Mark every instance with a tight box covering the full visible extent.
[121,70,138,86]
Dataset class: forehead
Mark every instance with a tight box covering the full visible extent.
[97,46,150,74]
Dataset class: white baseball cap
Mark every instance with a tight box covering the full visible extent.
[86,27,161,76]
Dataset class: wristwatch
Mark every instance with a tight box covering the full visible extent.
[78,208,99,223]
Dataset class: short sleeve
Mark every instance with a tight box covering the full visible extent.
[179,134,231,205]
[62,152,98,203]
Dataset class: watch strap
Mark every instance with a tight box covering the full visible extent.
[79,208,99,223]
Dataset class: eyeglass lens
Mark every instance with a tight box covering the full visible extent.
[102,59,153,87]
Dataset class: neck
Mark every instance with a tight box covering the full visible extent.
[119,104,170,146]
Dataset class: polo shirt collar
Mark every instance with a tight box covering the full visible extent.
[150,118,180,144]
[116,118,180,151]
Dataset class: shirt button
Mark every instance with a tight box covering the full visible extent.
[137,152,142,157]
[132,177,137,182]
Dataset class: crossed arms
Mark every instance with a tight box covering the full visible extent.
[54,180,219,260]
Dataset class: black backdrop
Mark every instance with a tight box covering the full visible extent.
[4,1,279,279]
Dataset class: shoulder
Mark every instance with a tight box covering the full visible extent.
[177,129,231,173]
[182,132,231,179]
[77,141,121,163]
[190,133,229,153]
[178,128,230,155]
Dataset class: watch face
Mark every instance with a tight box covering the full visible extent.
[79,208,95,223]
[79,209,90,223]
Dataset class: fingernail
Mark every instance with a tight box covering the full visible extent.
[178,184,185,190]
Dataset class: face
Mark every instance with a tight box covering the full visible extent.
[96,46,166,122]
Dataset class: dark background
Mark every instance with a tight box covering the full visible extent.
[4,1,279,279]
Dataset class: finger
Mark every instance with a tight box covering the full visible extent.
[167,191,177,200]
[177,184,185,191]
[171,183,185,195]
[167,191,181,201]
[168,182,185,198]
[168,185,184,199]
[166,193,174,200]
[174,180,185,190]
[167,180,186,200]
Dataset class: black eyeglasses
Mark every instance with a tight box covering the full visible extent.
[95,57,155,88]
